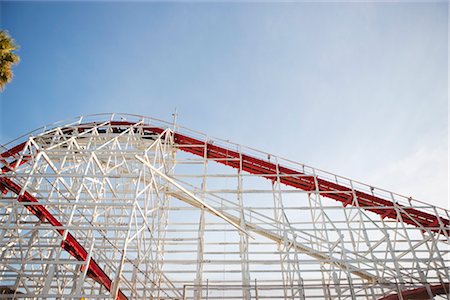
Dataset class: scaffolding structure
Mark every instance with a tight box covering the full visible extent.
[0,113,449,299]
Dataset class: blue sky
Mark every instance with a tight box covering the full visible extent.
[0,2,448,208]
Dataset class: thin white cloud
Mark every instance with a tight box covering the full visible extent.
[367,139,448,209]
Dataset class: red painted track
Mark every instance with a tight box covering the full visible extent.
[0,177,127,300]
[168,129,449,236]
[1,121,449,299]
[379,283,450,300]
[0,136,128,298]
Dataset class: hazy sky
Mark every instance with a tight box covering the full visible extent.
[0,2,448,208]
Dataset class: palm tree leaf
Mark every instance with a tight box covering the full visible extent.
[0,29,20,91]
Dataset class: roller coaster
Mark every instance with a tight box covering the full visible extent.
[0,113,448,299]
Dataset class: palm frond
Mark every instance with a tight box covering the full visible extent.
[0,29,20,91]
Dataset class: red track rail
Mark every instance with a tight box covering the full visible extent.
[1,121,449,299]
[163,125,450,300]
[379,283,450,300]
[159,128,449,237]
[0,143,127,299]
